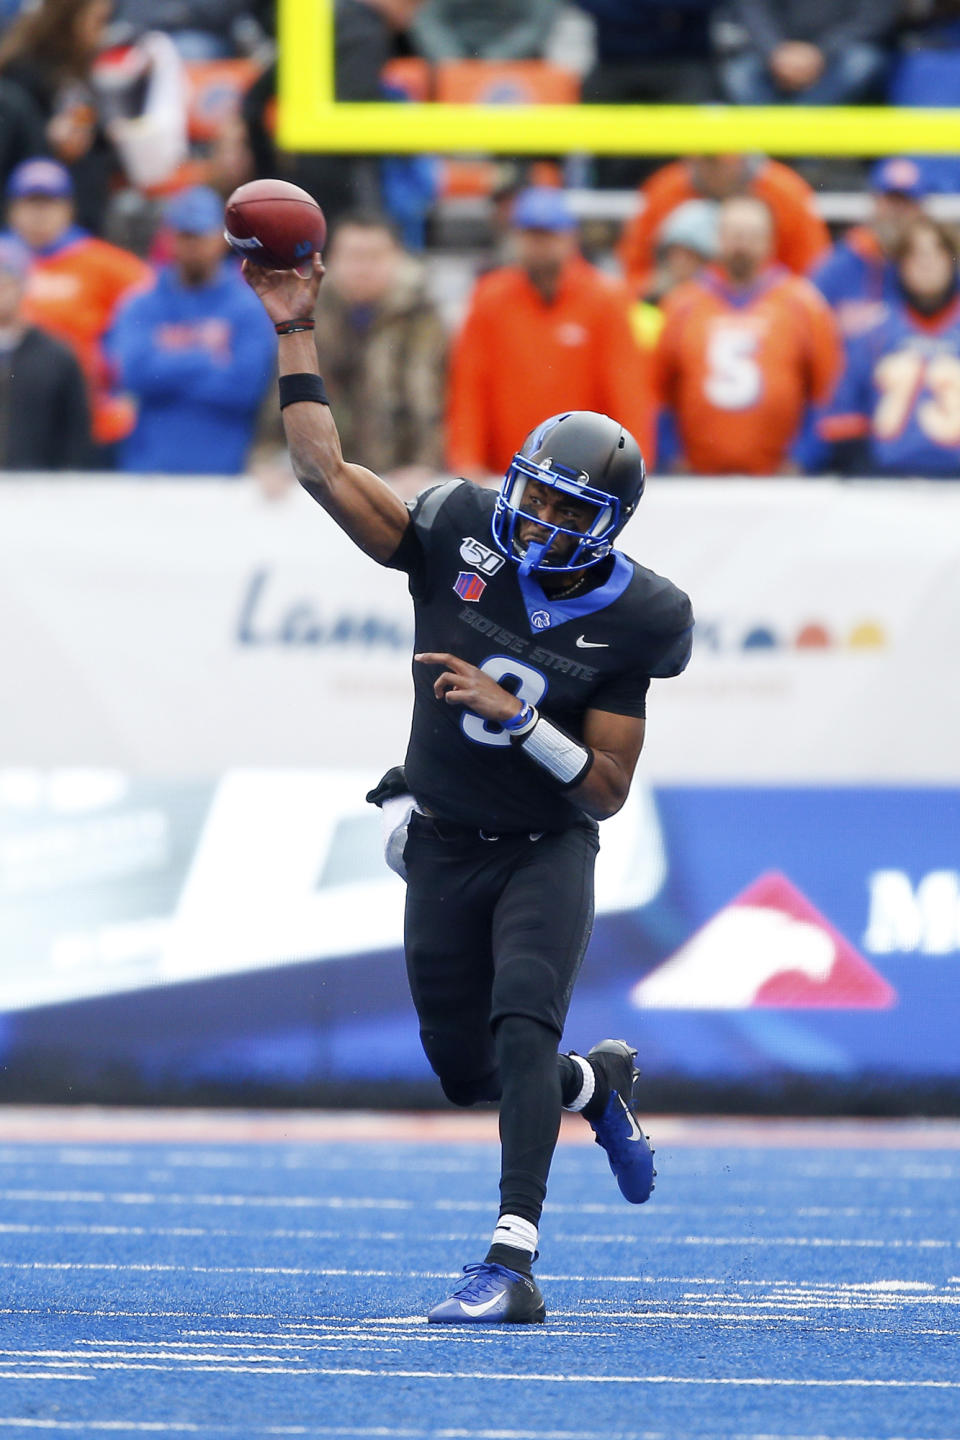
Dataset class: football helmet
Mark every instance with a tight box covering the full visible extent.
[491,411,646,576]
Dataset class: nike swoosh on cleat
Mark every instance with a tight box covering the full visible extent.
[460,1294,505,1317]
[617,1094,645,1142]
[575,636,609,648]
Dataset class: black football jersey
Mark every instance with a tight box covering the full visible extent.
[387,480,693,833]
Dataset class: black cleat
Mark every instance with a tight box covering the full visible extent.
[585,1039,656,1204]
[427,1262,546,1324]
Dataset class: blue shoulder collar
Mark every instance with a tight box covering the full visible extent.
[517,552,633,636]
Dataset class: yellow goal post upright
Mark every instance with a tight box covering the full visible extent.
[277,0,960,158]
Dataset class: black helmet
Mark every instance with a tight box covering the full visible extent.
[491,411,646,576]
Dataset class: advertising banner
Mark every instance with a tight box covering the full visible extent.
[1,478,958,1105]
[2,478,959,780]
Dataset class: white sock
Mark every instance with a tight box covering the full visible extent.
[490,1213,539,1257]
[563,1053,595,1113]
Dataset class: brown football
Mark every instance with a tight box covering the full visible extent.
[224,178,326,269]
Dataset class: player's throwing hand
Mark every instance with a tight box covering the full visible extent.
[241,253,325,327]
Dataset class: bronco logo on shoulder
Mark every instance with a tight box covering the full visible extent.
[531,610,551,630]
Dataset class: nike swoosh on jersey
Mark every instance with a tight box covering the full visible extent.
[460,1293,506,1317]
[575,635,609,648]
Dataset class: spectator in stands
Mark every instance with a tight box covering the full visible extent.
[811,158,926,342]
[4,157,150,463]
[632,200,719,351]
[0,0,120,233]
[0,234,91,470]
[0,76,45,193]
[718,0,897,105]
[618,154,829,300]
[313,211,448,491]
[112,0,268,61]
[819,217,960,479]
[577,1,721,189]
[652,199,718,301]
[409,0,557,61]
[578,1,719,104]
[91,25,190,194]
[447,186,652,480]
[108,187,275,476]
[653,195,840,475]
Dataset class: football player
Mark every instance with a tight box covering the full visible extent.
[243,253,693,1325]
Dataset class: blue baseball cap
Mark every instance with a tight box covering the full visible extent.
[164,185,223,235]
[870,158,924,199]
[6,158,73,200]
[0,235,31,279]
[511,186,577,232]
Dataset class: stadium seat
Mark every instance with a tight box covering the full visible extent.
[382,57,433,103]
[185,58,263,144]
[435,60,580,107]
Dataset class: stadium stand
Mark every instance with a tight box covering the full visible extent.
[0,0,958,483]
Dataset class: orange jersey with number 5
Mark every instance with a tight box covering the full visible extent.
[653,266,841,474]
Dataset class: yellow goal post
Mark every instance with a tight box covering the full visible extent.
[277,0,960,156]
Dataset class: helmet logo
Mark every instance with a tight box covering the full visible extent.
[530,610,551,630]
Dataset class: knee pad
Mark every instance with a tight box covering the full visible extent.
[420,1028,500,1107]
[492,957,564,1029]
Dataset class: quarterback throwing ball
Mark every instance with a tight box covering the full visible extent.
[243,249,693,1325]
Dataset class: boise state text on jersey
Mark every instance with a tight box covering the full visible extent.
[387,480,693,833]
[820,295,960,477]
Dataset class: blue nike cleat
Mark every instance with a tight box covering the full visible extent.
[585,1039,656,1204]
[427,1262,546,1324]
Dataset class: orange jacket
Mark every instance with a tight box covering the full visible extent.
[618,158,830,298]
[653,265,841,475]
[447,256,654,477]
[22,232,152,446]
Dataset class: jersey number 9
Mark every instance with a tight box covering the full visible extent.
[462,655,549,748]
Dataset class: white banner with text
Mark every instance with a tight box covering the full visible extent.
[1,476,959,782]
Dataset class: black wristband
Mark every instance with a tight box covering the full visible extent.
[275,319,315,335]
[278,372,329,409]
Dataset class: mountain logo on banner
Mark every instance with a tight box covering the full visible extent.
[631,872,897,1010]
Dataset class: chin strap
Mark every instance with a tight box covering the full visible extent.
[517,539,548,577]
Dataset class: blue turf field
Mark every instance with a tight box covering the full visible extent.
[0,1113,959,1439]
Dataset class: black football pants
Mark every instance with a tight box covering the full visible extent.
[402,810,599,1226]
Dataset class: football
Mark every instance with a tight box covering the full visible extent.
[224,178,327,270]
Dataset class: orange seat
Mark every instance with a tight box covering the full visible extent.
[381,56,433,102]
[435,60,579,106]
[440,159,501,198]
[185,58,262,143]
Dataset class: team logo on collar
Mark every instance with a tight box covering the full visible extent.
[460,536,504,574]
[454,571,487,602]
[531,610,551,630]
